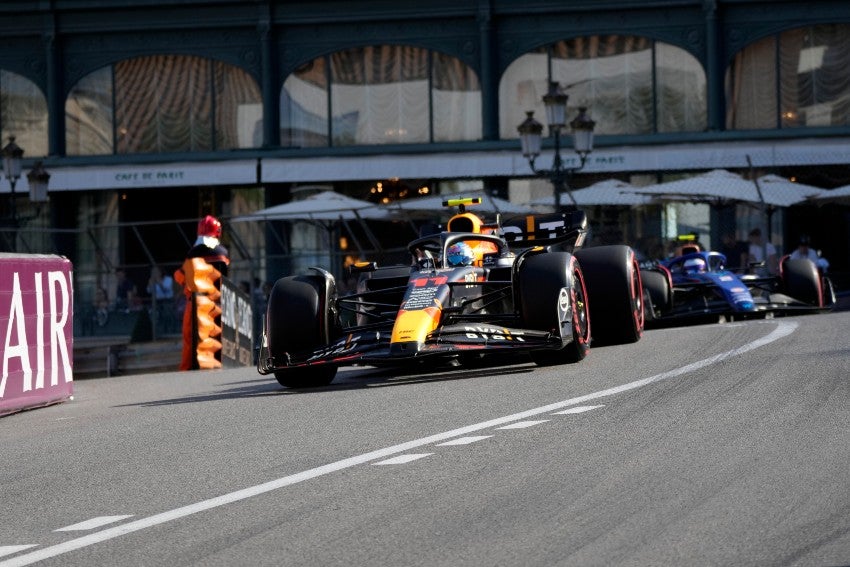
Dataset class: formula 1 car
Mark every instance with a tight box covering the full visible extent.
[258,198,644,388]
[640,244,835,326]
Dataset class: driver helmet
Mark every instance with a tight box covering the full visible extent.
[197,215,222,238]
[683,257,707,274]
[446,242,475,267]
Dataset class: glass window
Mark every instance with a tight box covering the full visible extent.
[114,55,214,153]
[780,25,850,128]
[281,57,329,148]
[726,36,778,129]
[1,70,48,157]
[213,61,263,149]
[499,36,706,139]
[432,52,482,142]
[66,55,262,155]
[330,45,429,145]
[281,46,482,147]
[655,42,707,133]
[66,66,114,155]
[726,24,850,129]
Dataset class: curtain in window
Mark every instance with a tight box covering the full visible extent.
[499,36,706,139]
[0,70,49,157]
[281,58,329,148]
[780,25,850,128]
[550,36,654,135]
[432,52,482,142]
[66,66,114,155]
[655,43,707,133]
[114,55,214,153]
[726,35,777,129]
[67,55,261,155]
[727,24,850,130]
[213,61,263,149]
[330,46,429,145]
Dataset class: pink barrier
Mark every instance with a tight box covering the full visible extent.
[0,254,74,417]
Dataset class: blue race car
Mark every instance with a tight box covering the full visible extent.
[640,247,835,325]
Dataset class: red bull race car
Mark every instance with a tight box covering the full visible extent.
[258,198,645,388]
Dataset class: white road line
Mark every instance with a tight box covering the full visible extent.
[0,320,798,567]
[0,548,37,560]
[372,453,433,465]
[436,435,492,446]
[55,516,134,532]
[497,420,549,429]
[552,404,605,415]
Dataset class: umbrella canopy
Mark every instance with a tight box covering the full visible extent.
[811,183,850,205]
[232,190,391,222]
[753,174,824,207]
[386,191,531,218]
[625,169,822,207]
[530,179,651,207]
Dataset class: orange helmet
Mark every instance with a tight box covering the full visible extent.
[197,215,222,238]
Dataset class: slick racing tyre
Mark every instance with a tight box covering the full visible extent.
[266,275,338,388]
[781,258,823,307]
[639,269,672,322]
[518,252,590,365]
[574,245,644,345]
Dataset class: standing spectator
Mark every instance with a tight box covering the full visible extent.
[719,232,749,270]
[147,265,176,333]
[748,228,778,274]
[114,268,138,312]
[789,235,829,272]
[146,265,175,301]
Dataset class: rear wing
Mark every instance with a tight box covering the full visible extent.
[500,211,588,249]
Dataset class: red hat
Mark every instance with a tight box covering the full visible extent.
[197,215,222,238]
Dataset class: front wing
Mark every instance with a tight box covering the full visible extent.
[258,323,561,374]
[652,279,827,322]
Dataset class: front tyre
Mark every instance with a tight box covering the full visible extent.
[781,258,823,307]
[266,275,338,388]
[518,252,590,365]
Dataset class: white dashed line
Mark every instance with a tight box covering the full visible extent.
[0,548,37,560]
[436,435,492,446]
[372,453,433,465]
[497,420,549,429]
[55,516,134,532]
[0,320,797,567]
[552,404,605,415]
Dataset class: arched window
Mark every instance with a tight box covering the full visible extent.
[0,70,48,157]
[499,36,706,138]
[66,55,262,155]
[280,45,481,147]
[726,24,850,129]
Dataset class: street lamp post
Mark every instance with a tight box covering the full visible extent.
[517,82,596,210]
[2,136,24,223]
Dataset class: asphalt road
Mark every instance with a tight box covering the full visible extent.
[1,312,849,566]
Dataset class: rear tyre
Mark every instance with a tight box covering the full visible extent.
[781,258,822,307]
[574,245,644,345]
[518,252,590,365]
[267,275,338,388]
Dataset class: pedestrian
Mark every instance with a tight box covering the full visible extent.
[747,228,778,274]
[788,235,829,272]
[114,268,138,312]
[147,264,176,332]
[719,231,749,270]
